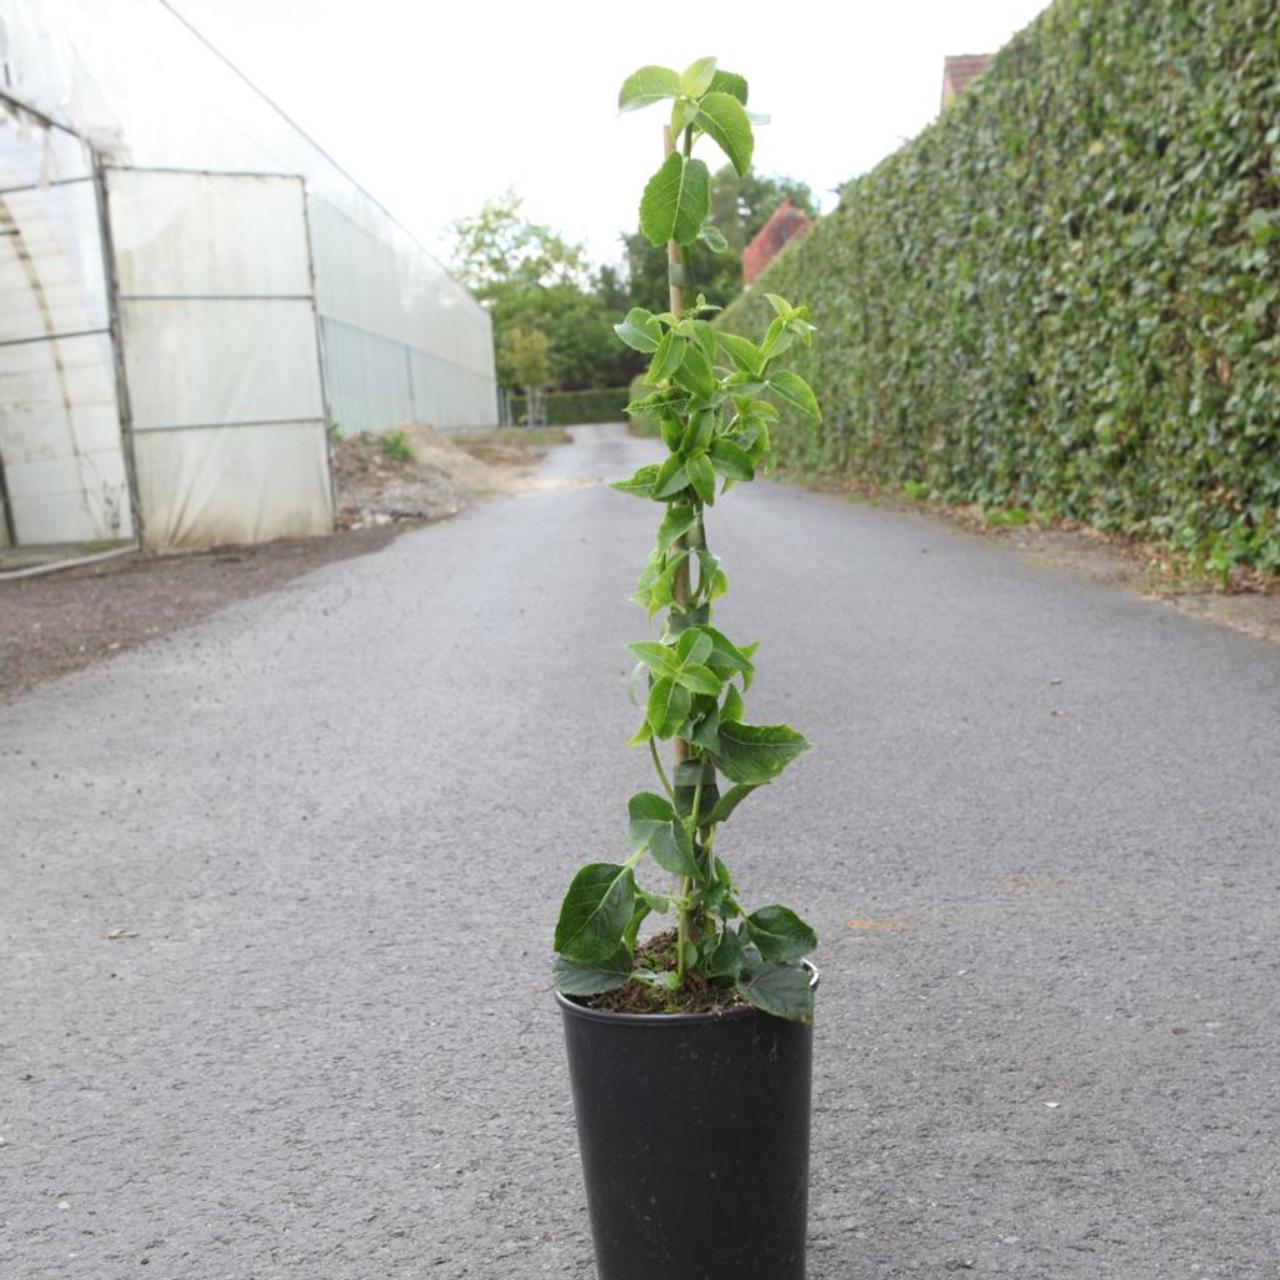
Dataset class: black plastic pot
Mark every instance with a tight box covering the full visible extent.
[556,970,816,1280]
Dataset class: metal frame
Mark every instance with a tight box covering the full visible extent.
[0,446,16,546]
[92,151,145,546]
[299,182,338,525]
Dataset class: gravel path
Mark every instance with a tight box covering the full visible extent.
[3,424,1278,1278]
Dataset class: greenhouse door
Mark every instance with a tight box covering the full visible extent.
[106,168,333,549]
[0,109,135,550]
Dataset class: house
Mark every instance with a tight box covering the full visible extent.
[940,54,994,111]
[742,201,813,286]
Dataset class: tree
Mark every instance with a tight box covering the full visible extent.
[500,325,551,392]
[449,188,593,296]
[449,192,636,391]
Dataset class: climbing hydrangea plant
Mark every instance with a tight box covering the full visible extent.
[553,58,821,1022]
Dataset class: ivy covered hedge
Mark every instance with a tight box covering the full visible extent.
[511,386,631,426]
[719,0,1280,573]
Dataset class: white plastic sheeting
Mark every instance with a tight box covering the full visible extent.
[132,422,330,549]
[0,107,132,545]
[1,0,498,435]
[108,168,331,548]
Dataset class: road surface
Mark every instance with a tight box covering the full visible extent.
[3,424,1278,1278]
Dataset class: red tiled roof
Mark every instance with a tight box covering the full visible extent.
[941,54,993,110]
[742,201,813,286]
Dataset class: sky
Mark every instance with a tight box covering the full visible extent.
[171,0,1050,274]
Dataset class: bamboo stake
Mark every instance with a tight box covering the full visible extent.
[664,125,691,768]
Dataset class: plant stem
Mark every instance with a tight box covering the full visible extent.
[676,877,690,982]
[661,124,696,989]
[663,125,685,319]
[648,737,675,801]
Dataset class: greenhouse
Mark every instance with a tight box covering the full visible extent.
[0,0,497,554]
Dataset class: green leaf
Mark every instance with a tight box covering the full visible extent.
[695,92,754,177]
[745,905,816,963]
[713,721,810,785]
[687,454,717,505]
[768,369,821,423]
[641,889,671,914]
[553,950,633,996]
[628,792,695,876]
[724,372,767,396]
[764,292,793,319]
[680,56,717,99]
[615,308,663,353]
[689,320,719,361]
[628,790,676,850]
[654,453,690,499]
[555,863,637,963]
[708,70,748,105]
[649,814,699,877]
[628,640,679,678]
[689,705,721,753]
[673,757,719,825]
[675,627,713,666]
[640,153,711,248]
[704,925,747,980]
[673,662,721,696]
[700,626,755,685]
[647,677,691,738]
[670,96,699,140]
[717,332,764,376]
[619,65,681,112]
[704,860,740,920]
[612,463,658,498]
[698,224,729,253]
[673,344,716,398]
[623,898,651,951]
[710,438,755,482]
[706,782,757,824]
[647,331,686,384]
[682,408,715,453]
[721,684,744,723]
[1245,208,1276,245]
[737,961,814,1022]
[657,503,697,554]
[760,316,795,360]
[649,552,687,613]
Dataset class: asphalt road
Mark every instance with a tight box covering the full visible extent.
[3,424,1278,1279]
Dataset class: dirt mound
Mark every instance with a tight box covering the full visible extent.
[400,423,508,493]
[332,426,504,529]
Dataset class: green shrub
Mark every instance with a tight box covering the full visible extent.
[380,430,413,463]
[510,387,631,426]
[719,0,1280,573]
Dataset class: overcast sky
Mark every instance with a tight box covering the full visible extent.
[171,0,1050,271]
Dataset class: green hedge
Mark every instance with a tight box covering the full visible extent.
[511,387,630,426]
[720,0,1280,573]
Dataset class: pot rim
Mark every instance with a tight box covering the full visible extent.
[555,959,820,1027]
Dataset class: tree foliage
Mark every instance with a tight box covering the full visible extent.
[448,191,636,391]
[498,325,551,393]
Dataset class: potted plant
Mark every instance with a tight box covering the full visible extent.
[553,57,823,1280]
